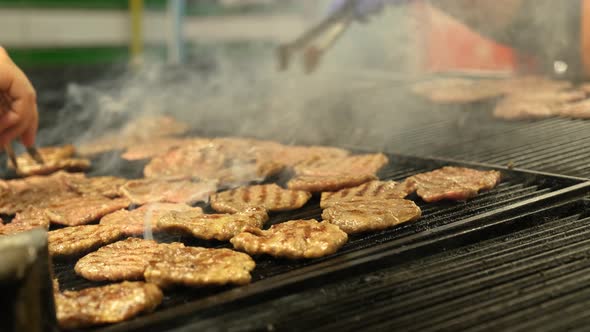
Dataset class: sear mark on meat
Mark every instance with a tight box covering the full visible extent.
[48,225,123,257]
[144,246,255,288]
[230,219,348,259]
[210,184,311,213]
[75,238,185,281]
[54,281,163,329]
[157,206,268,241]
[404,166,501,202]
[320,180,413,208]
[119,178,218,205]
[321,198,421,234]
[100,203,201,236]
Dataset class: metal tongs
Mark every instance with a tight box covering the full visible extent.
[277,0,356,74]
[0,94,44,170]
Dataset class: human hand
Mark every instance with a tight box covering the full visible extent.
[0,47,38,147]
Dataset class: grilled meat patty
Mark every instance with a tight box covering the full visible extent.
[320,180,413,208]
[404,166,501,202]
[48,225,123,257]
[44,196,131,226]
[0,207,50,235]
[287,174,378,192]
[64,175,127,198]
[75,238,185,281]
[321,198,421,234]
[100,203,201,236]
[144,246,256,288]
[143,143,284,186]
[231,219,348,259]
[555,99,590,119]
[157,206,268,241]
[121,138,196,161]
[0,171,81,215]
[287,153,388,192]
[55,281,163,329]
[268,145,350,167]
[10,145,91,176]
[210,184,311,213]
[120,178,218,205]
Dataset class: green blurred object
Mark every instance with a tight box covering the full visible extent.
[8,47,130,67]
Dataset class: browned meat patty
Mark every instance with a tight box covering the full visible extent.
[48,225,123,257]
[210,184,311,213]
[100,203,201,236]
[144,143,284,186]
[404,166,501,202]
[0,171,82,215]
[0,207,50,235]
[287,174,378,192]
[9,145,91,176]
[321,198,421,234]
[493,90,587,120]
[294,153,388,177]
[44,196,131,226]
[555,99,590,119]
[75,238,184,281]
[231,219,348,259]
[157,206,268,241]
[411,78,506,104]
[55,281,163,329]
[320,180,413,208]
[144,246,256,288]
[268,145,350,167]
[119,178,218,205]
[121,138,196,161]
[64,175,127,198]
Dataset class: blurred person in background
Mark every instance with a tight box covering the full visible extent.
[0,47,38,147]
[329,0,589,79]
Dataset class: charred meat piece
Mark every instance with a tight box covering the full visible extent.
[63,175,127,198]
[100,203,201,236]
[54,281,163,329]
[231,219,348,259]
[404,166,501,202]
[157,206,268,241]
[320,180,413,208]
[75,238,184,281]
[0,171,82,215]
[121,138,199,161]
[120,178,218,205]
[210,184,311,213]
[287,174,377,192]
[48,225,123,257]
[10,145,91,176]
[0,207,50,235]
[144,246,256,288]
[321,198,421,234]
[44,196,131,226]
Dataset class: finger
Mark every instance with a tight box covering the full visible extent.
[0,121,28,147]
[20,105,38,147]
[0,111,20,134]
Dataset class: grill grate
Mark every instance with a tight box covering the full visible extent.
[163,199,590,332]
[49,154,590,332]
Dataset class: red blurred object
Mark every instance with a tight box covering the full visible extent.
[412,1,537,74]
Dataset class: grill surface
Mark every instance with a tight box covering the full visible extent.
[162,198,590,332]
[47,153,590,332]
